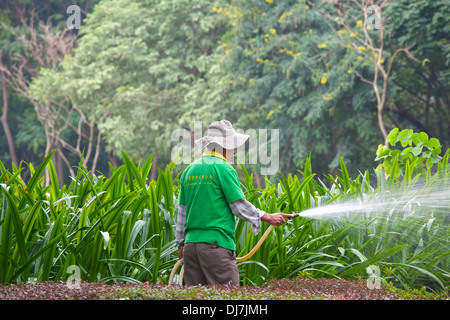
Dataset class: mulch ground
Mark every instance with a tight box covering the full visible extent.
[0,277,409,300]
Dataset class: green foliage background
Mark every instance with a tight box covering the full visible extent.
[1,0,449,181]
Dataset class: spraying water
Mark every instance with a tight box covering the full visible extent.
[295,180,450,282]
[287,163,450,289]
[298,182,450,223]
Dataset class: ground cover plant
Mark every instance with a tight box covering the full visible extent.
[0,129,449,297]
[1,278,448,300]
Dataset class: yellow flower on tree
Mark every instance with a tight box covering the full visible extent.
[317,43,327,49]
[279,11,292,22]
[323,93,332,101]
[320,73,329,85]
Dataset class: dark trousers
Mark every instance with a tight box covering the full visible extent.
[183,242,240,286]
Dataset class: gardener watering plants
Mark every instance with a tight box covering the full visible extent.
[175,120,294,286]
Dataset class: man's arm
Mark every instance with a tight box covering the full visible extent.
[261,211,294,226]
[175,203,186,246]
[175,203,186,259]
[229,198,294,235]
[229,198,265,235]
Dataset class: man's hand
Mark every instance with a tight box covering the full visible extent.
[261,213,295,226]
[178,246,184,259]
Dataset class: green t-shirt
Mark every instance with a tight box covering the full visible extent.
[179,153,245,250]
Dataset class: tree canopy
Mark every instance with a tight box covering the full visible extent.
[1,0,449,183]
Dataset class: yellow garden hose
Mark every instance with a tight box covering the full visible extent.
[169,258,185,286]
[168,225,275,285]
[236,224,275,262]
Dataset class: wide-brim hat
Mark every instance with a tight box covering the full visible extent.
[195,120,249,149]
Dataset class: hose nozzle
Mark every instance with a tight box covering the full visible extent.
[290,212,301,219]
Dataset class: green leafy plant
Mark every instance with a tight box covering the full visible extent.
[0,130,448,294]
[0,151,178,285]
[376,128,446,179]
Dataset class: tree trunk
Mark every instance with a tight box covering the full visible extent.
[54,150,65,187]
[254,171,262,189]
[1,76,18,166]
[108,150,119,177]
[151,153,158,181]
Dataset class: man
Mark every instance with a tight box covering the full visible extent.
[175,120,293,286]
